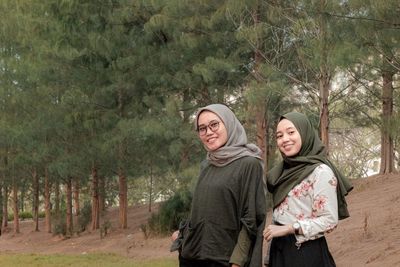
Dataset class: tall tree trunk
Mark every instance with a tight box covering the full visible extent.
[2,186,8,229]
[12,179,19,234]
[44,167,52,233]
[118,168,127,229]
[91,166,99,230]
[319,71,330,152]
[117,87,128,229]
[252,2,267,166]
[379,70,394,174]
[0,184,2,235]
[54,180,60,217]
[148,164,153,213]
[98,176,105,213]
[318,0,331,153]
[65,178,73,237]
[73,178,80,230]
[32,167,39,232]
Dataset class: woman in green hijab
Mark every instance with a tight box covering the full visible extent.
[171,104,266,267]
[263,112,353,267]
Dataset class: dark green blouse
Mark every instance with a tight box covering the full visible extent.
[180,156,266,267]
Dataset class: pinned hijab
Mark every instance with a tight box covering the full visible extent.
[267,112,353,220]
[195,104,262,167]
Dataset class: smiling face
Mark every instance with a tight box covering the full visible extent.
[197,110,228,151]
[276,118,302,157]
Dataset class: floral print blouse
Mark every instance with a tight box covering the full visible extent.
[272,164,338,244]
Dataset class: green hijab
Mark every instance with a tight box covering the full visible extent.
[267,112,353,220]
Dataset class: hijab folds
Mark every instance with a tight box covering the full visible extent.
[195,104,262,167]
[267,112,353,220]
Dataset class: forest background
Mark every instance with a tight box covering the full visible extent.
[0,0,398,239]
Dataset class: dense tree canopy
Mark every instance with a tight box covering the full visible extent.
[0,0,398,234]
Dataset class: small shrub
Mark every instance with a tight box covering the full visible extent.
[52,213,67,236]
[140,223,151,239]
[148,190,192,235]
[76,201,92,234]
[100,220,111,239]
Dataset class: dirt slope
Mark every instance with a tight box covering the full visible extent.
[0,174,399,267]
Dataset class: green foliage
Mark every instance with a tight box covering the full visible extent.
[76,201,92,234]
[8,211,45,221]
[52,212,67,236]
[148,190,192,234]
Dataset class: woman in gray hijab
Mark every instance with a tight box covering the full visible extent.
[171,104,266,267]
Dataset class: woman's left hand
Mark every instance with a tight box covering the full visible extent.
[263,224,292,241]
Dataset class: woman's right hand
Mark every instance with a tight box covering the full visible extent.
[263,224,293,241]
[171,230,179,241]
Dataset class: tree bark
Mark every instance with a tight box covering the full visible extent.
[319,71,330,153]
[2,185,8,229]
[44,167,52,233]
[32,167,39,232]
[65,178,73,237]
[252,2,268,167]
[148,165,153,213]
[379,70,394,174]
[73,178,80,230]
[0,184,2,235]
[317,0,331,153]
[91,166,100,230]
[118,168,127,229]
[98,176,105,213]
[54,180,60,217]
[12,179,19,234]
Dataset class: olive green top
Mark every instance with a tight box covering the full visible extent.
[180,156,266,267]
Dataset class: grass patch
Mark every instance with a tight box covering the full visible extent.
[0,253,178,267]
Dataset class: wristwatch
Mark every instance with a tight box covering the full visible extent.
[293,222,301,235]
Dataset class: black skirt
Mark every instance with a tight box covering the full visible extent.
[179,255,229,267]
[268,235,335,267]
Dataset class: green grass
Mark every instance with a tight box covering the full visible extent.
[0,253,178,267]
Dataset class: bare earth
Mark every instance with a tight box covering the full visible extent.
[0,173,399,267]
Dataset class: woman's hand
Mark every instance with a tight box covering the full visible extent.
[263,224,293,241]
[231,264,240,267]
[171,230,179,241]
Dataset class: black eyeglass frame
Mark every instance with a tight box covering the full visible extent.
[197,120,220,136]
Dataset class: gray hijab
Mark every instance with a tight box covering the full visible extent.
[195,104,262,167]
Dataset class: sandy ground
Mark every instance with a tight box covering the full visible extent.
[0,173,399,267]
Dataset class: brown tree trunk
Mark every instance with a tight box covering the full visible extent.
[317,0,331,154]
[73,178,80,229]
[12,179,19,234]
[44,167,52,233]
[2,186,8,229]
[118,168,127,229]
[379,70,394,174]
[65,178,73,237]
[148,165,153,213]
[54,180,60,217]
[319,71,330,153]
[91,166,100,230]
[32,168,39,232]
[98,176,105,213]
[252,3,268,168]
[117,87,128,229]
[0,185,2,235]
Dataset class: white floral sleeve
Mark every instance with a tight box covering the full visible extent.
[272,164,339,243]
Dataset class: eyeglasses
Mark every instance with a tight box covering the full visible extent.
[197,120,220,136]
